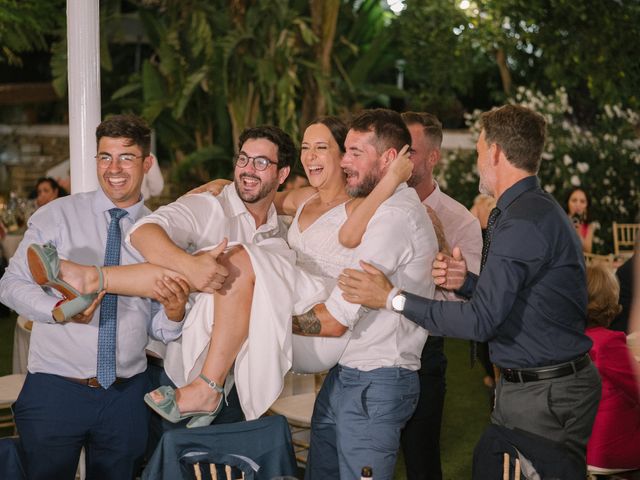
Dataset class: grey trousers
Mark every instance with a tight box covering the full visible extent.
[491,362,601,464]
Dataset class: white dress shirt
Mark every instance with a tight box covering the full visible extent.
[128,185,286,252]
[0,189,183,379]
[424,181,482,301]
[325,184,438,371]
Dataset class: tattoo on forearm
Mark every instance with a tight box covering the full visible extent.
[292,310,321,335]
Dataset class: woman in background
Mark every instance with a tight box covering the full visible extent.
[34,177,67,208]
[566,187,596,253]
[584,263,640,470]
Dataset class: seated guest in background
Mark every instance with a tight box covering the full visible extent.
[566,187,596,253]
[337,104,601,472]
[0,114,186,480]
[34,176,67,208]
[584,263,640,470]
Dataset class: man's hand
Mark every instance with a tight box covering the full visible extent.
[387,144,413,184]
[187,179,231,196]
[182,238,229,293]
[338,261,393,309]
[432,246,467,291]
[67,291,106,324]
[153,276,191,322]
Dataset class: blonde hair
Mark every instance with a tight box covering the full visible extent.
[586,264,622,327]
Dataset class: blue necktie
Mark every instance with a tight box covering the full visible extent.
[96,208,127,389]
[471,206,501,367]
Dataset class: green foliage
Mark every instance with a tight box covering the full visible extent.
[396,0,640,124]
[440,88,640,253]
[0,0,63,66]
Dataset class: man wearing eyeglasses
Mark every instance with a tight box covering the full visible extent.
[125,125,293,426]
[0,114,188,479]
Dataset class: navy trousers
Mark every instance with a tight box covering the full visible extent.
[306,365,420,480]
[13,372,150,480]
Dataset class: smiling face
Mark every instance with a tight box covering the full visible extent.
[96,137,152,208]
[233,137,288,204]
[568,189,588,216]
[341,129,383,197]
[300,123,345,190]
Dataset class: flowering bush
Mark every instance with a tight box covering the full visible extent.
[439,87,640,253]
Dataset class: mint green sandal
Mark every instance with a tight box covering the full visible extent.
[143,373,225,428]
[27,242,103,322]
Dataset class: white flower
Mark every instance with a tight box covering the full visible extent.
[563,154,572,166]
[544,184,556,193]
[570,175,581,186]
[541,152,554,160]
[576,162,589,173]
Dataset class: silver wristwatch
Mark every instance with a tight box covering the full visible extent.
[391,290,407,313]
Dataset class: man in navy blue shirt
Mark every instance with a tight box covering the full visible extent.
[338,104,601,468]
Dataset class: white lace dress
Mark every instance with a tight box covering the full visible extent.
[288,194,356,373]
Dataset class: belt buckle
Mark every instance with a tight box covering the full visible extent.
[86,377,101,388]
[502,368,516,382]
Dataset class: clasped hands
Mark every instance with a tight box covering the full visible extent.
[338,247,468,309]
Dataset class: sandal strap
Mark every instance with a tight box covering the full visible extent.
[199,373,224,394]
[94,266,104,294]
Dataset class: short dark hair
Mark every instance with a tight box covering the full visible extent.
[479,104,546,174]
[96,114,151,157]
[238,125,296,170]
[350,108,411,153]
[401,111,443,149]
[586,264,622,328]
[36,177,68,196]
[36,177,60,192]
[310,116,348,154]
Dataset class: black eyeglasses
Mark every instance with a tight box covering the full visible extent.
[233,154,278,171]
[95,153,143,169]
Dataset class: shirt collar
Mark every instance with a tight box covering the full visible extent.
[422,181,441,209]
[225,183,280,232]
[496,175,539,211]
[92,188,147,222]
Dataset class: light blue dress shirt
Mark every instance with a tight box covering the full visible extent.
[0,189,183,378]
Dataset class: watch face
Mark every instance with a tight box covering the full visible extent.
[392,293,406,312]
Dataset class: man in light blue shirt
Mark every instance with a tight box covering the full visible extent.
[0,114,185,480]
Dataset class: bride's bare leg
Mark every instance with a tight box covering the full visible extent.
[59,260,186,298]
[151,245,256,413]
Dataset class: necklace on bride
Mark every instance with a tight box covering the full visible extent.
[318,193,350,207]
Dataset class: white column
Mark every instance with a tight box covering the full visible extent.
[67,0,100,193]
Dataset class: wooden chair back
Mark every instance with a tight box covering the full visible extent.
[612,222,639,257]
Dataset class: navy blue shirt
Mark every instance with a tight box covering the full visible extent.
[403,176,592,368]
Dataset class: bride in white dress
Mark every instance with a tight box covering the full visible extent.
[44,117,410,423]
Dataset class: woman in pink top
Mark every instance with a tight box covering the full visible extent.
[566,187,596,253]
[585,264,640,469]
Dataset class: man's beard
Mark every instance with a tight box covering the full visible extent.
[234,173,277,203]
[346,168,381,198]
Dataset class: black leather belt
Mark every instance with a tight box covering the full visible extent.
[63,376,128,388]
[500,354,591,383]
[146,353,164,368]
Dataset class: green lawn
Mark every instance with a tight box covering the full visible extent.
[0,313,489,478]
